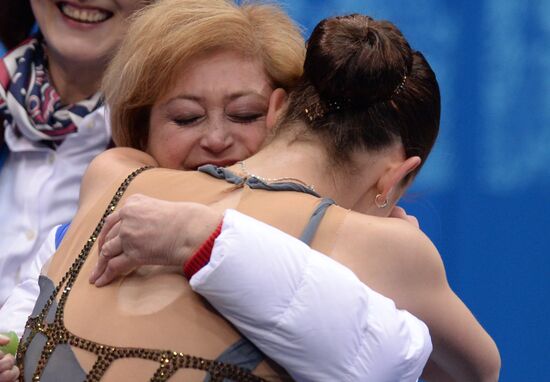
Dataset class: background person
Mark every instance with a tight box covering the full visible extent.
[0,0,155,310]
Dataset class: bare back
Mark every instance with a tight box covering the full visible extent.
[22,149,498,382]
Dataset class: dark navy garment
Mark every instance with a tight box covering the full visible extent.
[0,143,8,173]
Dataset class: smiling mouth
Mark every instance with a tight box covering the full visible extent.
[58,2,113,24]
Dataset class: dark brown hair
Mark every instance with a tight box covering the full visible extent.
[280,14,440,178]
[0,0,35,50]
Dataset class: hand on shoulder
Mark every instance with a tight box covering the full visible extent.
[90,195,223,287]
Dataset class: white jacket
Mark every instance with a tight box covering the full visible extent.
[191,209,432,382]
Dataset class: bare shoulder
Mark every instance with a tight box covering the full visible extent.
[336,212,501,381]
[79,148,159,208]
[88,147,158,172]
[334,211,448,304]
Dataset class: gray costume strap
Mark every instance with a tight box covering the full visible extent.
[198,164,320,198]
[198,164,333,246]
[298,198,335,245]
[203,340,266,382]
[199,165,334,380]
[21,276,86,382]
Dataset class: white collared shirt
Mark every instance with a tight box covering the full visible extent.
[0,106,110,307]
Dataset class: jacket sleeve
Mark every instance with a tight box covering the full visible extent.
[190,209,432,382]
[0,225,58,337]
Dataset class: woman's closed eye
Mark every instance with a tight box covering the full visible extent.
[227,113,265,124]
[173,115,205,126]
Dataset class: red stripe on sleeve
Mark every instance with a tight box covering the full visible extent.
[183,220,223,279]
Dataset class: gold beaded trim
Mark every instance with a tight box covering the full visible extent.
[16,166,266,382]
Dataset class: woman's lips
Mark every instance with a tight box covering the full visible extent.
[57,2,113,24]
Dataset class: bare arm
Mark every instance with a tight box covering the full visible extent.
[421,359,456,382]
[349,218,501,382]
[417,281,500,381]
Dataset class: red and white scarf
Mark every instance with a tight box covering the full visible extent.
[0,35,102,148]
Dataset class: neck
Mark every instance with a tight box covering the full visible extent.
[232,132,379,210]
[46,50,104,105]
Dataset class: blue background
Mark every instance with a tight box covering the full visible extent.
[286,0,550,381]
[1,0,548,380]
[284,1,549,380]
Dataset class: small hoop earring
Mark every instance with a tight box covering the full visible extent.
[375,193,388,208]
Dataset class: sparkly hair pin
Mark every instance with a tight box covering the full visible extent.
[304,72,408,122]
[392,74,408,96]
[304,98,351,122]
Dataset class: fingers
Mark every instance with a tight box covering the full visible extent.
[0,367,20,382]
[89,252,109,284]
[98,210,121,252]
[101,229,123,259]
[94,255,137,287]
[0,336,8,346]
[0,353,14,370]
[0,354,19,382]
[90,220,123,284]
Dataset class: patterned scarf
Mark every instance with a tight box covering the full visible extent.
[0,35,103,148]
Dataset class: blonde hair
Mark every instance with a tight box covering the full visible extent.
[102,0,305,149]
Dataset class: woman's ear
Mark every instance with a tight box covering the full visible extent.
[376,156,421,205]
[266,88,287,131]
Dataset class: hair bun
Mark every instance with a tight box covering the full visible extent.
[304,14,413,104]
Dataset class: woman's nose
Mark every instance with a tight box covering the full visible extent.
[199,123,234,154]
